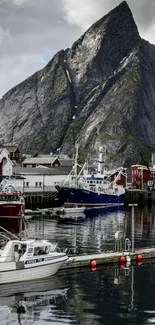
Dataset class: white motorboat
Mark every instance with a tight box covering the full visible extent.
[58,212,86,223]
[60,207,86,214]
[0,233,68,284]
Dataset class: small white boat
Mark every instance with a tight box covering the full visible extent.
[58,212,86,223]
[0,234,68,284]
[60,207,86,214]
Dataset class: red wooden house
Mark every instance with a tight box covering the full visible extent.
[131,165,155,189]
[110,168,127,188]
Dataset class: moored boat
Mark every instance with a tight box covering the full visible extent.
[58,212,86,223]
[0,179,25,217]
[56,145,126,207]
[0,179,25,231]
[0,232,68,284]
[60,207,86,214]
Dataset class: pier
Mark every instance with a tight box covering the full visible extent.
[24,188,155,210]
[60,247,155,270]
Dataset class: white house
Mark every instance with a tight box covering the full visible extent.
[0,148,24,192]
[13,166,79,193]
[0,148,13,176]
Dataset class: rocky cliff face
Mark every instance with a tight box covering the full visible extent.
[0,1,155,167]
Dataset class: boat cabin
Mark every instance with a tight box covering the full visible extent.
[0,239,57,263]
[82,175,109,191]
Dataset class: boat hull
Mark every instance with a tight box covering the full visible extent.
[0,203,24,217]
[0,255,67,284]
[58,186,125,207]
[0,217,24,232]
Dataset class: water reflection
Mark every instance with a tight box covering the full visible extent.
[0,275,69,325]
[28,206,126,254]
[1,205,155,324]
[62,263,155,325]
[26,205,155,254]
[1,263,155,325]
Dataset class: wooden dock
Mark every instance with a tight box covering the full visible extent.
[60,247,155,270]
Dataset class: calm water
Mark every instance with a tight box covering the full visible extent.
[2,264,155,325]
[27,205,155,253]
[1,205,155,325]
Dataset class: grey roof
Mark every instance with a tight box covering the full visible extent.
[59,159,74,167]
[22,156,76,167]
[13,166,81,176]
[1,145,19,153]
[22,157,57,164]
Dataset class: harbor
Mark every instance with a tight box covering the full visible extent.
[0,184,155,324]
[1,0,155,323]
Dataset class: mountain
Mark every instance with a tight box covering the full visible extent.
[0,1,155,167]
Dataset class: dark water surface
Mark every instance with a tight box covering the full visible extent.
[2,264,155,325]
[1,205,155,325]
[28,205,155,253]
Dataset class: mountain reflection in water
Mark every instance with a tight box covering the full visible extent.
[27,205,155,253]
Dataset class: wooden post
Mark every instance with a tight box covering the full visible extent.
[129,204,138,252]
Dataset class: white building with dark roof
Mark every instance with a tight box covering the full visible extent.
[13,166,80,193]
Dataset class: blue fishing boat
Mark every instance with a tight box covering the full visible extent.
[56,145,126,207]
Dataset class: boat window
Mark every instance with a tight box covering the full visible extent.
[21,244,27,254]
[14,245,19,252]
[34,246,49,256]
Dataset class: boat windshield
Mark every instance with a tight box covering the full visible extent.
[34,246,50,256]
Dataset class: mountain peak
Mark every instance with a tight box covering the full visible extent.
[88,0,139,37]
[67,0,140,104]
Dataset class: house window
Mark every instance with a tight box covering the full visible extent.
[25,182,29,188]
[36,182,42,187]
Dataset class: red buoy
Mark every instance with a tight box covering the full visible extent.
[137,255,143,263]
[120,263,125,269]
[90,260,97,268]
[91,266,97,272]
[119,256,126,263]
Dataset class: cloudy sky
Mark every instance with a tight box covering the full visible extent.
[0,0,154,97]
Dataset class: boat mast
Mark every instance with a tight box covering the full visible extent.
[98,146,103,174]
[74,142,78,187]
